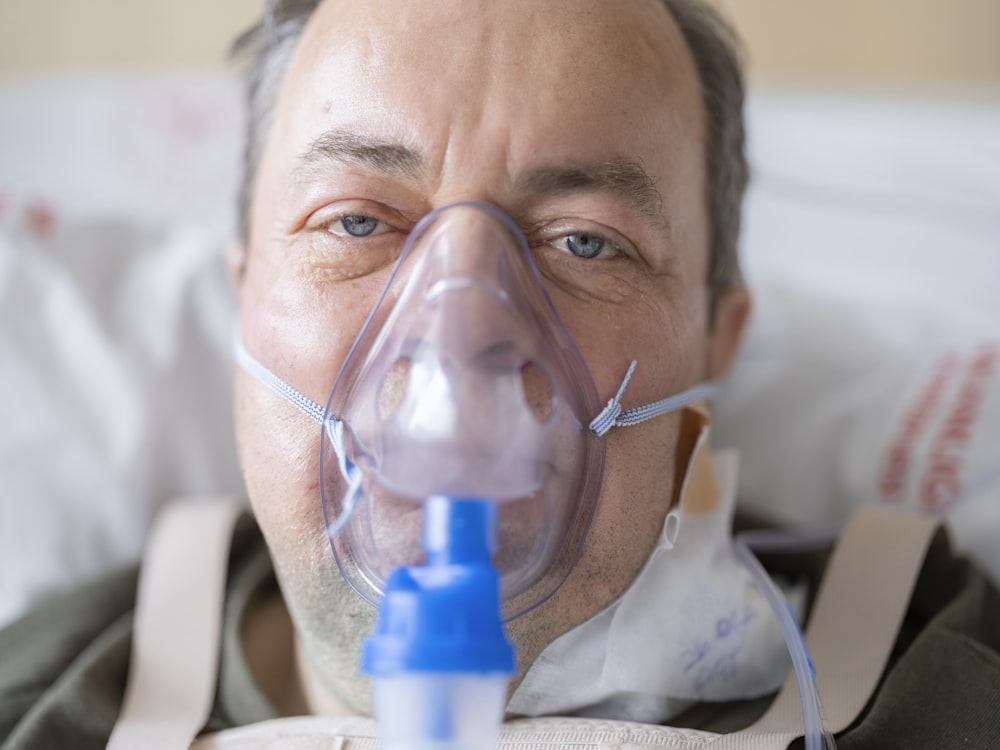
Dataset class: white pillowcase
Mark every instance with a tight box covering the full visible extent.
[0,216,242,626]
[0,73,245,626]
[714,86,1000,585]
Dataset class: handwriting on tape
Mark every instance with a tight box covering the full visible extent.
[681,608,755,696]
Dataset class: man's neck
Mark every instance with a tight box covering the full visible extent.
[241,586,357,717]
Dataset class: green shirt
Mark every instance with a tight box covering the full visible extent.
[0,519,279,749]
[2,518,999,749]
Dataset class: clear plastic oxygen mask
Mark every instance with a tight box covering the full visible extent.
[322,202,605,620]
[234,200,720,619]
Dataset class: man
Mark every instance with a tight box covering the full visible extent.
[2,1,997,748]
[229,0,752,719]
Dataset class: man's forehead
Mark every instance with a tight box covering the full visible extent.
[305,0,677,39]
[290,0,698,106]
[279,0,703,157]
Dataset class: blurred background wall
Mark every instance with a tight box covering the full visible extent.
[716,0,1000,83]
[0,0,998,82]
[0,0,265,74]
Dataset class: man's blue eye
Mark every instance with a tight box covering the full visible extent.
[564,233,605,259]
[341,215,380,237]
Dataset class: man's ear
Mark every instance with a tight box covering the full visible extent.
[225,239,247,292]
[706,283,751,380]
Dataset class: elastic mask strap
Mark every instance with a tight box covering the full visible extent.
[236,333,715,441]
[589,361,719,437]
[233,331,326,425]
[233,332,363,536]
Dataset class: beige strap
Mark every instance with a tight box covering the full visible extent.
[107,497,244,750]
[191,715,720,750]
[114,499,940,750]
[714,506,943,749]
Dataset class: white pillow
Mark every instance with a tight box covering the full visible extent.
[0,73,244,626]
[714,86,1000,584]
[0,215,242,626]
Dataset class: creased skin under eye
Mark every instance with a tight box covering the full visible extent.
[300,208,407,281]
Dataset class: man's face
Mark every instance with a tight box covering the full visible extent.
[234,0,746,712]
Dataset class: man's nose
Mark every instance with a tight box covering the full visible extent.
[404,204,539,365]
[418,203,526,289]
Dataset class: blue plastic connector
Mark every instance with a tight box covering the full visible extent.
[362,496,516,676]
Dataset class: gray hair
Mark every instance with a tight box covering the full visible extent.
[232,0,748,299]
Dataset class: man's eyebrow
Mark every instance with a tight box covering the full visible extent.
[296,130,423,179]
[516,160,668,228]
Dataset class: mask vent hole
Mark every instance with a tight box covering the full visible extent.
[520,361,553,423]
[378,357,412,421]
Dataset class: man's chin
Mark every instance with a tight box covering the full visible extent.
[280,564,379,716]
[278,540,582,718]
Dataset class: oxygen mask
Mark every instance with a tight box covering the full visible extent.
[322,202,605,619]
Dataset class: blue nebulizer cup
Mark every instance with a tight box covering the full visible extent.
[362,497,516,750]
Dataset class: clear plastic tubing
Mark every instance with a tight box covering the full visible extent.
[733,531,838,750]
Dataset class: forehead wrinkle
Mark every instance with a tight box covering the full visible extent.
[295,128,424,181]
[515,160,670,232]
